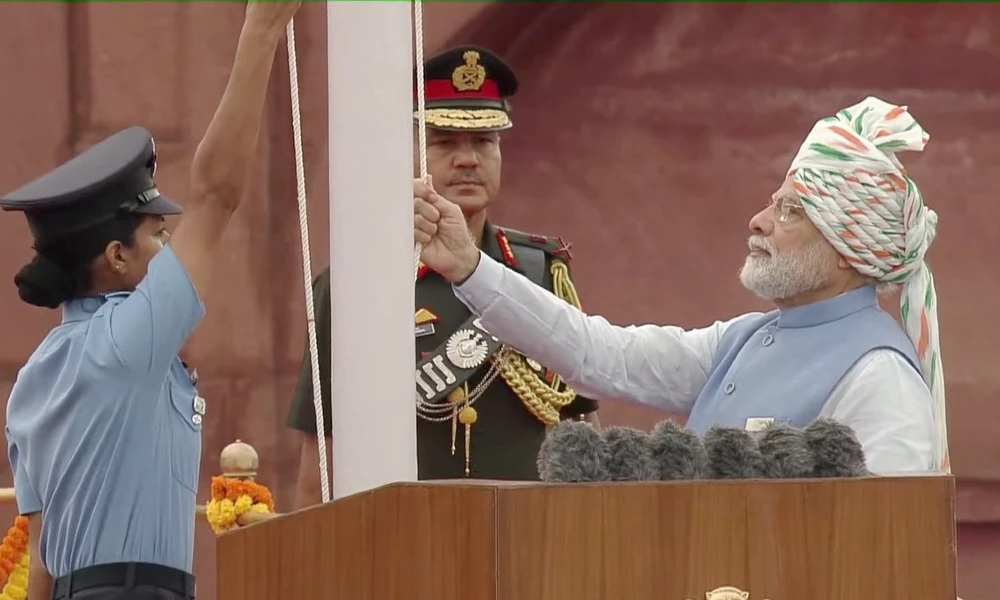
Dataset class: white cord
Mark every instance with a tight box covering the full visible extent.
[413,0,427,281]
[286,19,332,504]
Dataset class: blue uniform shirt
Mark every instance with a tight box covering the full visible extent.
[5,245,205,578]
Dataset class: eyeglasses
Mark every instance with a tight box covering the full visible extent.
[769,195,805,223]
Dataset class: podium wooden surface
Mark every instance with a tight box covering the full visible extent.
[216,476,956,600]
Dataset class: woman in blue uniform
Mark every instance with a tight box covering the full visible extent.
[1,2,299,599]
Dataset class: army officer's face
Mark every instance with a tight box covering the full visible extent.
[418,128,501,216]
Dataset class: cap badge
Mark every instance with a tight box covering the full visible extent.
[451,50,486,92]
[148,136,158,177]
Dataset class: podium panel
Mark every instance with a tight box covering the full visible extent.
[216,477,955,600]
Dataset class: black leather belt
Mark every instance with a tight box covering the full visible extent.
[52,562,195,599]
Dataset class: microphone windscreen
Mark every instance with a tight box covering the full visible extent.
[757,423,815,479]
[602,425,658,481]
[804,418,869,478]
[704,426,765,479]
[648,419,708,480]
[537,420,610,482]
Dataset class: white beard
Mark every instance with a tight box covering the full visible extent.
[739,235,833,301]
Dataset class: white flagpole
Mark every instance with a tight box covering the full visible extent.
[327,1,419,499]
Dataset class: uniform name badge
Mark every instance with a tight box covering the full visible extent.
[744,417,774,432]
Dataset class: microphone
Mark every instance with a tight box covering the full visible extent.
[703,426,765,479]
[601,425,659,481]
[757,422,815,479]
[648,419,708,480]
[804,418,869,478]
[537,420,610,482]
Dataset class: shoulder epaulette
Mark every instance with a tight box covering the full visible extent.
[496,226,573,262]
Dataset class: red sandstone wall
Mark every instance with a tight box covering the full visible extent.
[0,3,997,598]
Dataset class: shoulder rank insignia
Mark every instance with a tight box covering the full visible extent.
[501,228,574,263]
[452,50,486,92]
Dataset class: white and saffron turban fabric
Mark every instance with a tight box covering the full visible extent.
[787,96,947,472]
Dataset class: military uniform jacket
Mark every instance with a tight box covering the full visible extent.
[287,223,598,481]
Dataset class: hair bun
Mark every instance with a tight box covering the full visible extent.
[13,254,75,309]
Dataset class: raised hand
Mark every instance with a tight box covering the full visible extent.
[413,177,480,283]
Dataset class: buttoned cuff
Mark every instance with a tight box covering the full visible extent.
[453,250,506,314]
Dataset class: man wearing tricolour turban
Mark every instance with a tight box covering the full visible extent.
[412,96,946,474]
[779,96,945,470]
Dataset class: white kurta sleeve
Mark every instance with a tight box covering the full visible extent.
[820,349,936,474]
[453,252,745,415]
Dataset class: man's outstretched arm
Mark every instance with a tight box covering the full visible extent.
[454,252,731,416]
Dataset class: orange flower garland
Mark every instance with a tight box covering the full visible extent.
[205,476,275,534]
[0,517,29,600]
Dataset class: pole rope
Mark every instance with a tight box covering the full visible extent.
[286,19,332,504]
[413,0,427,279]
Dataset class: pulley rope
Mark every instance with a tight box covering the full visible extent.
[413,0,428,276]
[285,20,331,504]
[287,2,428,504]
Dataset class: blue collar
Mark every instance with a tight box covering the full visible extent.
[61,292,130,324]
[775,285,878,329]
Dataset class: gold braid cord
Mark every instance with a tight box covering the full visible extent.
[498,260,581,426]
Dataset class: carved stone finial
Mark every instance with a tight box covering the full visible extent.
[220,439,259,480]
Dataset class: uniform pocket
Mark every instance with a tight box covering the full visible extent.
[168,382,203,494]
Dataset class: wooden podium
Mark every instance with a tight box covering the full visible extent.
[215,476,956,600]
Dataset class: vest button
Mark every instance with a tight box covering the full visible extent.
[724,382,735,394]
[762,334,774,346]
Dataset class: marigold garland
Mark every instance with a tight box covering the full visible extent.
[205,476,275,534]
[0,517,30,600]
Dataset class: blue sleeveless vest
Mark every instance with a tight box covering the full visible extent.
[685,286,920,434]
